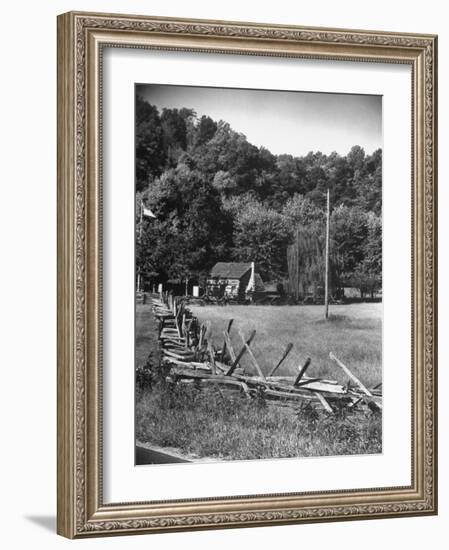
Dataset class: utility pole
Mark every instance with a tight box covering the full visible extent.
[137,200,143,293]
[324,188,330,319]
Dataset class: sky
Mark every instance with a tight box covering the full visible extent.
[137,84,382,158]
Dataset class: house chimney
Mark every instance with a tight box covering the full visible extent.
[249,261,255,292]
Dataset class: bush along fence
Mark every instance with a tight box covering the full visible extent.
[149,291,382,415]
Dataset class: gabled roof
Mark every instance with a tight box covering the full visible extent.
[210,262,252,279]
[254,273,265,291]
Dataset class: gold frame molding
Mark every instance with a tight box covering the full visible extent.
[57,11,438,538]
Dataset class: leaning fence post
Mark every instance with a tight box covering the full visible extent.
[293,358,312,386]
[236,329,265,379]
[208,341,217,375]
[349,381,382,409]
[226,330,256,376]
[222,330,237,364]
[221,319,234,361]
[314,391,333,414]
[268,343,293,376]
[329,352,373,397]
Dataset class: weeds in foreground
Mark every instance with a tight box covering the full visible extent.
[136,380,382,461]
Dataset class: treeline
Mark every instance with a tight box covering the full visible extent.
[136,95,382,297]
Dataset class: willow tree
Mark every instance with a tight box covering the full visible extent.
[284,194,341,301]
[287,223,324,300]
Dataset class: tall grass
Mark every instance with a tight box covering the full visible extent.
[136,304,160,367]
[190,303,382,388]
[135,302,382,462]
[136,380,381,460]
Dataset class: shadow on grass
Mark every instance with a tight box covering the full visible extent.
[314,314,379,331]
[315,314,352,324]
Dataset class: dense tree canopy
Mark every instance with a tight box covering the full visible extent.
[135,95,382,297]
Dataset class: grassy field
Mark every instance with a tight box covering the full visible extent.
[190,303,382,388]
[135,302,382,462]
[136,304,160,367]
[136,382,381,461]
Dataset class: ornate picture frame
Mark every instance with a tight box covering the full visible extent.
[57,11,437,538]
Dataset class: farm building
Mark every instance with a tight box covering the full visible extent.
[206,262,264,300]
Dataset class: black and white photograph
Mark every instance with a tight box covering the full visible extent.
[134,83,383,466]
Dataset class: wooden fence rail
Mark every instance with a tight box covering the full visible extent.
[149,293,382,415]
